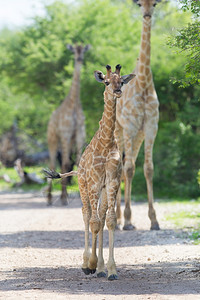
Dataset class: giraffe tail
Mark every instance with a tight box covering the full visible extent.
[43,168,78,179]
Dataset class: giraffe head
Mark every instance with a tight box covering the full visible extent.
[133,0,161,18]
[67,44,91,63]
[94,65,135,98]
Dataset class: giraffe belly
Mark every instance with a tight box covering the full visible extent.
[116,96,145,134]
[117,111,145,137]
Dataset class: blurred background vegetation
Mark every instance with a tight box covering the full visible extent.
[0,0,199,199]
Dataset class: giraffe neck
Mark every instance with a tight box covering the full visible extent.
[65,61,82,109]
[138,17,152,86]
[99,90,117,146]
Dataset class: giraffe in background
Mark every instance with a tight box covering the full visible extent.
[44,65,135,280]
[115,0,161,230]
[47,44,90,205]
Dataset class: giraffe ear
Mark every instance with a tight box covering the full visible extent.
[94,71,105,83]
[156,0,162,2]
[133,0,139,3]
[121,73,136,84]
[66,44,75,53]
[83,44,91,53]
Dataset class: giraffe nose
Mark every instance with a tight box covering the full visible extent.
[114,89,122,97]
[143,14,151,18]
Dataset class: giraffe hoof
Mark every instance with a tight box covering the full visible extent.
[115,224,122,230]
[108,274,118,281]
[60,199,68,206]
[97,272,106,278]
[82,268,96,275]
[150,222,160,230]
[123,224,136,231]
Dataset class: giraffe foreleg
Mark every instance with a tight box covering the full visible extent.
[82,204,91,274]
[106,160,121,280]
[106,179,119,280]
[97,188,108,278]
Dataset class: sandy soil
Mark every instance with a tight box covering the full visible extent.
[0,190,199,300]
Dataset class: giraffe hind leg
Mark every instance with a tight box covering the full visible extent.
[47,179,53,206]
[78,175,97,275]
[47,127,58,205]
[123,131,144,230]
[144,127,160,230]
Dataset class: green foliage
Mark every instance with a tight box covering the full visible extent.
[197,170,200,186]
[165,200,200,244]
[179,0,200,16]
[167,0,200,88]
[0,0,199,198]
[168,21,200,88]
[0,82,17,135]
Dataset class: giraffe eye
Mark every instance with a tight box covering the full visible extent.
[138,3,141,7]
[153,3,157,6]
[105,81,110,86]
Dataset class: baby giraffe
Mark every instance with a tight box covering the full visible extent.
[44,65,135,280]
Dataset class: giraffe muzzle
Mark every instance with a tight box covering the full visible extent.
[114,90,122,97]
[143,14,151,18]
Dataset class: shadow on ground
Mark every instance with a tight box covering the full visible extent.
[1,261,200,295]
[0,228,187,249]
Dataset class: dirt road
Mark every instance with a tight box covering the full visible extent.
[0,191,199,299]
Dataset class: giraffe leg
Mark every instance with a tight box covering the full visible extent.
[114,121,123,228]
[123,131,144,230]
[88,187,101,274]
[123,136,135,230]
[47,130,58,205]
[60,138,72,205]
[105,157,121,280]
[79,175,92,274]
[82,202,92,274]
[97,188,107,278]
[47,179,53,206]
[106,178,120,280]
[144,126,160,230]
[115,187,122,230]
[60,167,69,205]
[75,121,86,165]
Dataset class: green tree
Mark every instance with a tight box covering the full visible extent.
[162,0,200,196]
[168,0,200,88]
[0,0,199,197]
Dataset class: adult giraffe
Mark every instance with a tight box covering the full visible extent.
[115,0,161,230]
[47,44,90,205]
